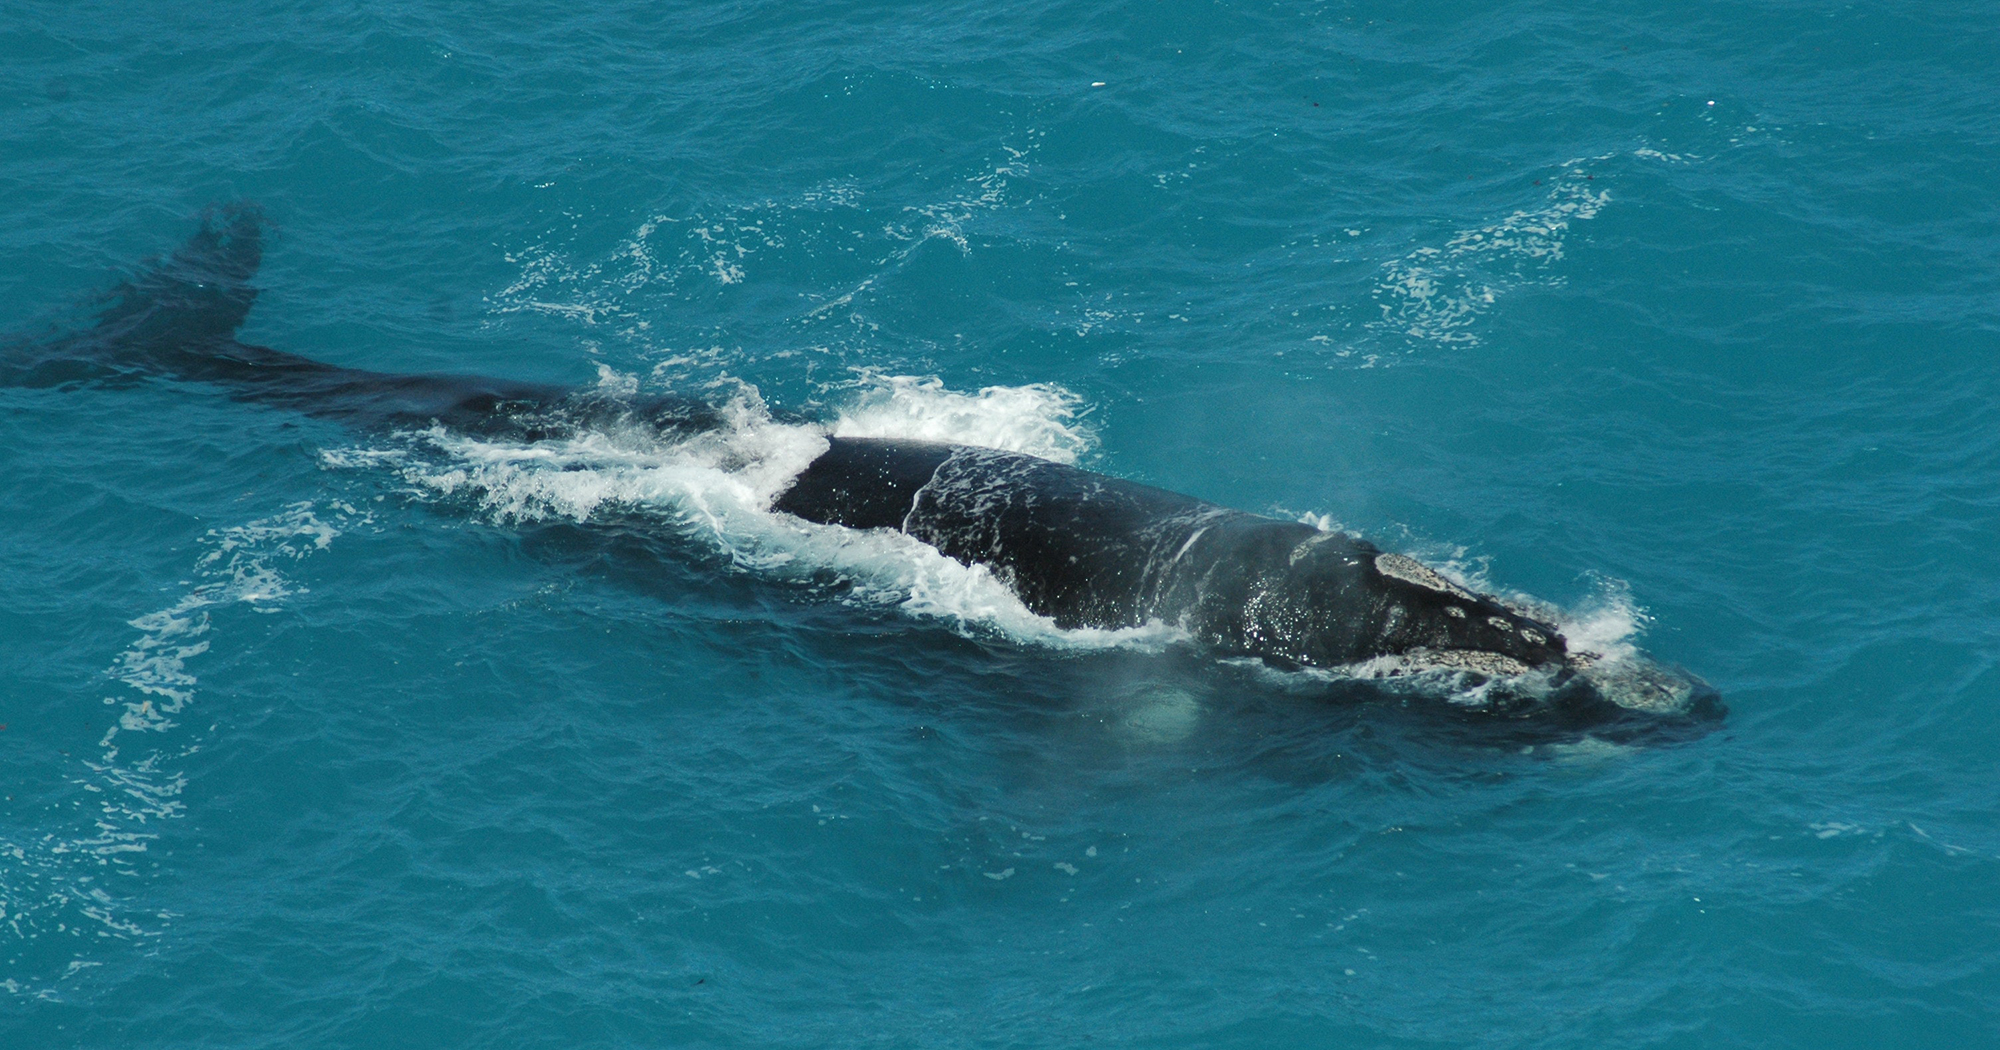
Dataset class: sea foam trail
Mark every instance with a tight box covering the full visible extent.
[828,374,1092,465]
[2,502,362,999]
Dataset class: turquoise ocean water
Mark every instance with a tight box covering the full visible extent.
[3,2,1997,1045]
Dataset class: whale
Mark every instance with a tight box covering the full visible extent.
[7,205,1722,728]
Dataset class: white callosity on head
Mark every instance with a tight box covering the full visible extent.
[1373,552,1478,602]
[1400,647,1532,678]
[1288,530,1345,565]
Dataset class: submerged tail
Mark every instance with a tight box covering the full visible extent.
[93,201,266,357]
[6,204,723,438]
[3,203,267,388]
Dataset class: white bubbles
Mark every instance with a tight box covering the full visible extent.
[1553,575,1649,667]
[1115,685,1204,745]
[414,393,829,529]
[829,373,1094,465]
[1545,736,1638,764]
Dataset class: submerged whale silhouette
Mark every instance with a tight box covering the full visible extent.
[8,205,1721,728]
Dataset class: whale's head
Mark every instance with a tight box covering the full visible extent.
[1551,650,1725,723]
[1235,533,1724,730]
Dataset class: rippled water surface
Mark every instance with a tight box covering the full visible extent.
[3,2,1997,1046]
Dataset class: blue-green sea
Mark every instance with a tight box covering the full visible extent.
[3,2,1997,1046]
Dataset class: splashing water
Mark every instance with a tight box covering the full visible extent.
[334,376,1173,653]
[828,373,1093,464]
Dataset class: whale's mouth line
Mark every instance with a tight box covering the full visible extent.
[1275,641,1721,722]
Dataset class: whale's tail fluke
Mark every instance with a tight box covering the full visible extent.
[3,203,267,389]
[91,201,267,358]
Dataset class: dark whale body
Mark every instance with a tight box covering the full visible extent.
[775,437,1568,675]
[8,206,1722,727]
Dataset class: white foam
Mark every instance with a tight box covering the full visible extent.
[828,373,1093,464]
[1552,575,1649,666]
[365,378,1173,654]
[1372,165,1612,347]
[4,501,362,996]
